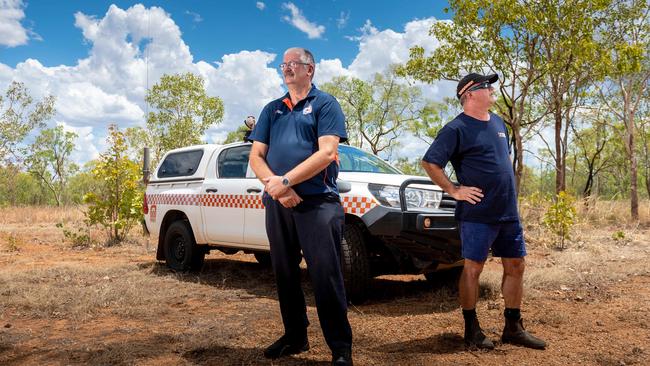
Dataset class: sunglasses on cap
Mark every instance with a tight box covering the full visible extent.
[467,82,492,92]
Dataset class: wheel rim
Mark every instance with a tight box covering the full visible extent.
[172,234,186,262]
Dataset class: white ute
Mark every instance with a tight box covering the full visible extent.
[143,142,462,301]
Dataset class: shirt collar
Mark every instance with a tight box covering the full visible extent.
[281,83,319,102]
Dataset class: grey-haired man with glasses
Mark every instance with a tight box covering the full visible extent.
[249,47,353,365]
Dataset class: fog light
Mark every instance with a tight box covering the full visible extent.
[424,218,431,228]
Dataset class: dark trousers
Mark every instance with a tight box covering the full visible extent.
[263,194,352,353]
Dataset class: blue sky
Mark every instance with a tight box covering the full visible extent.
[0,1,455,164]
[2,1,450,67]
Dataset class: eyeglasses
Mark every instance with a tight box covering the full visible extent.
[279,61,312,70]
[467,82,492,92]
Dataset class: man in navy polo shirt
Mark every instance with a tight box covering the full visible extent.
[421,73,546,350]
[249,47,353,366]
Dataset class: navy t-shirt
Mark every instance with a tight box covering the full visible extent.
[249,85,348,196]
[422,112,519,223]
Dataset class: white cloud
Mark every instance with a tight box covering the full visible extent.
[281,2,325,39]
[348,18,442,80]
[337,11,350,29]
[0,0,29,47]
[256,2,266,11]
[316,17,450,101]
[313,58,353,85]
[197,50,284,142]
[57,121,102,164]
[1,6,452,166]
[185,10,203,23]
[1,4,285,165]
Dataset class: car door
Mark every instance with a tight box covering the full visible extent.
[201,145,251,245]
[243,163,268,248]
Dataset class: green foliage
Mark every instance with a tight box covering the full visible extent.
[611,230,626,241]
[24,125,78,206]
[321,70,424,154]
[123,126,150,167]
[65,163,101,205]
[0,164,50,205]
[0,81,56,164]
[144,72,225,167]
[409,98,459,145]
[223,125,251,144]
[399,0,613,194]
[2,233,20,252]
[543,191,577,250]
[56,222,94,249]
[393,157,425,176]
[84,125,143,245]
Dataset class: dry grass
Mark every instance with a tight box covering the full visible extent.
[1,205,650,365]
[0,232,22,252]
[0,205,86,225]
[0,261,211,320]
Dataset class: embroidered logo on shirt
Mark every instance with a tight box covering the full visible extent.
[303,103,313,115]
[498,132,506,138]
[275,109,283,115]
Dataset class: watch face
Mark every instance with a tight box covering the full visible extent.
[282,177,289,186]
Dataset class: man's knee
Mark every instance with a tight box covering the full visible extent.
[463,259,485,279]
[502,257,525,277]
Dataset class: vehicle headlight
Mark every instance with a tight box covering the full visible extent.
[368,184,442,209]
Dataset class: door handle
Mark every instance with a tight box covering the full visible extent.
[246,187,262,193]
[205,188,218,193]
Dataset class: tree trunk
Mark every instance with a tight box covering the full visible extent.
[512,121,524,196]
[554,107,565,194]
[583,162,595,198]
[627,109,639,221]
[630,152,639,221]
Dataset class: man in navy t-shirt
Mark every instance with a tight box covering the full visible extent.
[249,47,353,365]
[422,73,546,350]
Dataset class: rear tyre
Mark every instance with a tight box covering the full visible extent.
[164,221,205,271]
[340,223,370,303]
[254,252,272,267]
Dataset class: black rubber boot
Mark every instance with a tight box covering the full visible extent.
[502,318,547,350]
[464,317,495,350]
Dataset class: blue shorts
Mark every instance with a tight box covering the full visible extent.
[460,220,527,262]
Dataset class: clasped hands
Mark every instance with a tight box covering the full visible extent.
[263,175,302,208]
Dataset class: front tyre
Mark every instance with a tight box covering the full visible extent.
[340,223,370,303]
[164,221,205,271]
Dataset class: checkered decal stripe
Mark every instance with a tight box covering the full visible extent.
[148,194,264,209]
[201,194,264,209]
[148,193,202,206]
[341,196,377,215]
[146,194,377,215]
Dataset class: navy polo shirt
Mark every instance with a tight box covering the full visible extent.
[422,112,519,223]
[249,85,348,196]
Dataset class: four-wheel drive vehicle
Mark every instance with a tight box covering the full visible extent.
[143,142,462,301]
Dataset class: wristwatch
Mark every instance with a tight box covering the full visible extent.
[281,176,291,187]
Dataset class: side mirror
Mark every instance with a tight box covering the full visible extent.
[337,179,352,193]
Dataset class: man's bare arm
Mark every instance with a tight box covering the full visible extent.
[421,161,483,205]
[250,141,302,207]
[264,135,340,199]
[249,142,274,183]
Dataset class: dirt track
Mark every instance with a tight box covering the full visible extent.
[1,217,650,365]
